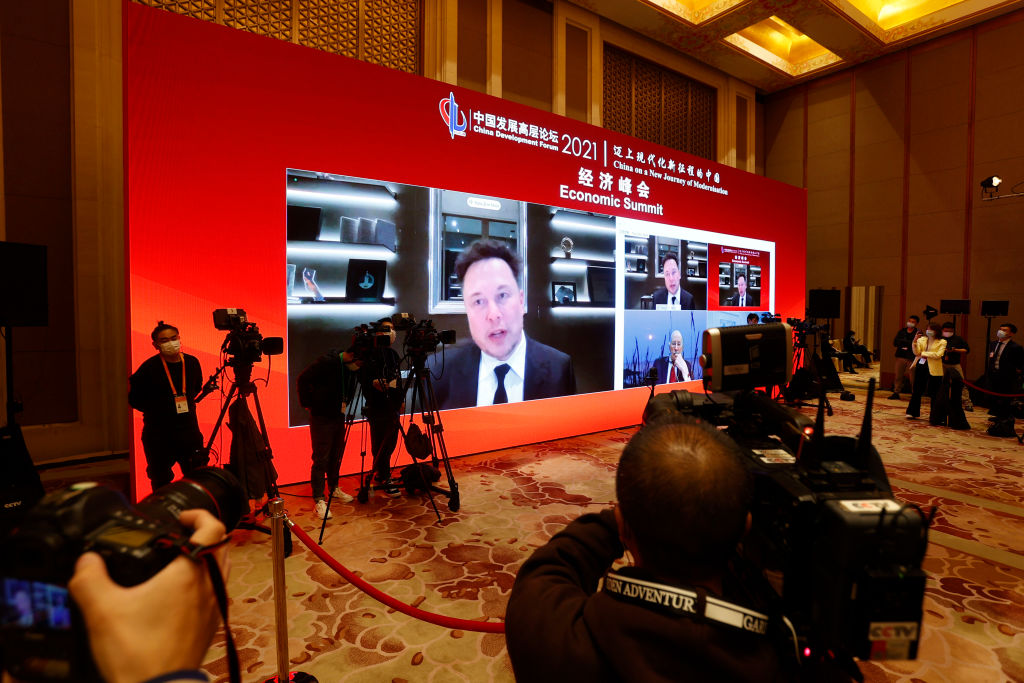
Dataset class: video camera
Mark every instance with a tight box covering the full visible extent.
[391,313,455,356]
[213,308,284,366]
[645,324,929,670]
[348,318,397,362]
[0,467,246,682]
[786,316,829,349]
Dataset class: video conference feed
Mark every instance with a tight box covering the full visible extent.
[285,171,775,424]
[614,217,775,390]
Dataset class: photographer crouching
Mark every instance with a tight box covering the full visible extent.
[505,416,785,682]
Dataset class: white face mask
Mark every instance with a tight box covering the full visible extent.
[925,330,935,338]
[942,331,953,338]
[997,330,1008,340]
[906,322,915,329]
[159,339,181,356]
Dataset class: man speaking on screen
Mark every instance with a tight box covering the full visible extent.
[428,239,575,410]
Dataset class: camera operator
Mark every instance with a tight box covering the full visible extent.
[505,417,784,682]
[0,510,228,683]
[297,348,357,519]
[129,321,206,490]
[351,319,404,498]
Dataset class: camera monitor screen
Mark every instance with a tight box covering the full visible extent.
[701,323,794,393]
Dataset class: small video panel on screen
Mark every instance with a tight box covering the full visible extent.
[614,217,775,391]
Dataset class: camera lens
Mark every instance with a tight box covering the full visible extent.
[136,466,247,531]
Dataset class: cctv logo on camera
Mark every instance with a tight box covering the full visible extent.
[439,91,467,140]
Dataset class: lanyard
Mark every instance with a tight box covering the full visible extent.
[161,354,186,398]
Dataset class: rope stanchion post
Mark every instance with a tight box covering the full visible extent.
[263,498,319,683]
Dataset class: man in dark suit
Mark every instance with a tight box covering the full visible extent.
[725,274,759,308]
[987,322,1023,418]
[651,252,694,309]
[427,240,575,410]
[652,330,691,384]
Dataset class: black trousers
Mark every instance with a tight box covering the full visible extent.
[309,414,345,500]
[141,424,204,490]
[906,363,939,418]
[368,411,400,482]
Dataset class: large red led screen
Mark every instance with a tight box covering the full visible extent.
[125,4,806,499]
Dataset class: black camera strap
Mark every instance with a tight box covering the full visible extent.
[181,538,240,683]
[603,572,770,637]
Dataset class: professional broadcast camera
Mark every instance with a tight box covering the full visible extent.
[786,316,829,349]
[0,467,246,682]
[348,318,397,361]
[391,312,455,355]
[213,308,284,366]
[645,323,929,676]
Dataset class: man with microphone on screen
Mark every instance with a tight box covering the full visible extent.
[427,239,575,410]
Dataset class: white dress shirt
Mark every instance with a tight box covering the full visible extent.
[476,331,527,406]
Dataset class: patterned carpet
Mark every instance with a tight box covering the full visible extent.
[198,370,1024,682]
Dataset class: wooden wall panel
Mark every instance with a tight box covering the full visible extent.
[762,88,804,187]
[970,15,1024,363]
[805,79,851,294]
[764,9,1024,376]
[852,60,904,298]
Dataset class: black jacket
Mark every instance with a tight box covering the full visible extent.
[893,327,918,360]
[129,353,203,431]
[297,350,353,418]
[652,287,695,309]
[506,510,785,683]
[425,337,575,410]
[988,338,1023,386]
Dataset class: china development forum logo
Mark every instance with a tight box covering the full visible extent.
[439,91,467,139]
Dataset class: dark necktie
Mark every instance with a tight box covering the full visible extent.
[669,365,677,383]
[494,364,511,404]
[671,295,676,307]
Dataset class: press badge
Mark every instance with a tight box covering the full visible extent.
[175,396,189,414]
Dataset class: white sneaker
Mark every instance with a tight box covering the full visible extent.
[332,487,354,503]
[314,500,332,519]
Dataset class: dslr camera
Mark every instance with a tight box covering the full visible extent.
[1,467,246,682]
[213,308,284,365]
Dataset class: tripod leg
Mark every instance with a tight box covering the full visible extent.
[245,387,280,516]
[420,371,460,513]
[203,382,238,458]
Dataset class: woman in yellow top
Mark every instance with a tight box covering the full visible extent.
[907,322,947,419]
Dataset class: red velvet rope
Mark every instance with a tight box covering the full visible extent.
[289,520,506,634]
[961,378,1024,398]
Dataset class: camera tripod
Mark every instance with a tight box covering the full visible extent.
[317,347,459,536]
[785,324,837,416]
[201,359,285,543]
[350,349,459,521]
[393,349,460,520]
